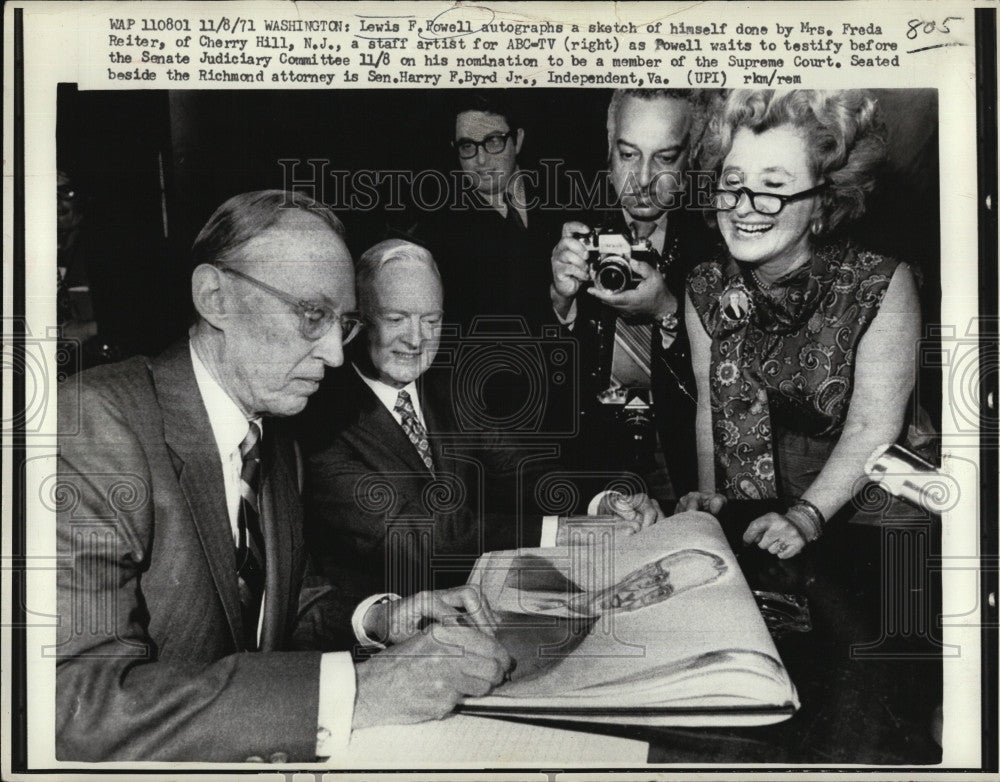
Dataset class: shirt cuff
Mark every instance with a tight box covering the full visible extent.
[588,491,614,516]
[554,299,578,327]
[351,593,401,648]
[540,515,559,547]
[315,652,356,758]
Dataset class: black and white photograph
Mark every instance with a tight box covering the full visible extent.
[2,1,995,777]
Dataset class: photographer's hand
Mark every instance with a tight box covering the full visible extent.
[587,258,676,321]
[550,221,592,319]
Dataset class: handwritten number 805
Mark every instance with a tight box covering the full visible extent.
[907,17,962,39]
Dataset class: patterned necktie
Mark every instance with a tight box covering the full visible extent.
[394,390,435,474]
[610,223,659,388]
[236,421,265,650]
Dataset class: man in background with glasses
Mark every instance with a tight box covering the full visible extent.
[55,190,512,762]
[413,92,558,337]
[406,92,566,440]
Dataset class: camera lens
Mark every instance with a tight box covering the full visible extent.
[595,255,630,293]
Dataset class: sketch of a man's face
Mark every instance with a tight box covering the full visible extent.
[590,549,727,614]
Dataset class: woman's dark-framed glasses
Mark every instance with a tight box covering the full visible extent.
[711,183,827,216]
[218,266,363,343]
[453,131,515,159]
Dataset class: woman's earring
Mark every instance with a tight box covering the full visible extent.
[810,217,824,236]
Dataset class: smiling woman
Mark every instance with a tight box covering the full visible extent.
[679,90,924,560]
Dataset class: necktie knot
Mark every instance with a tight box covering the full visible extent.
[240,421,261,459]
[504,192,525,230]
[630,220,653,241]
[239,422,262,491]
[394,390,415,417]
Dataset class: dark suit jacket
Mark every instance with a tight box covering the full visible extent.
[297,367,557,612]
[56,342,342,762]
[568,208,721,496]
[412,181,560,337]
[408,182,570,433]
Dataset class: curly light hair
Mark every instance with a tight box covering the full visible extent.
[698,90,887,234]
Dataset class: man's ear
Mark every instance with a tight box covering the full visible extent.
[514,127,525,156]
[191,264,229,330]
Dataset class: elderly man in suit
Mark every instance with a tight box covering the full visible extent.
[56,191,512,763]
[299,238,664,628]
[549,89,721,499]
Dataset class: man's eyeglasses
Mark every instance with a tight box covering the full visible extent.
[218,266,363,343]
[453,131,515,160]
[711,183,827,216]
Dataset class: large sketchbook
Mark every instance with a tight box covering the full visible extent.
[459,511,799,726]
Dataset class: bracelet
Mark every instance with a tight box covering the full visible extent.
[787,499,826,542]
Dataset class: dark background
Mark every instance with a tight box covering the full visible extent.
[56,87,941,419]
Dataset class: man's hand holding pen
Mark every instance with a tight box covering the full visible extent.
[353,585,511,729]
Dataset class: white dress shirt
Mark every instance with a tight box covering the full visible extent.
[353,366,429,430]
[189,344,354,757]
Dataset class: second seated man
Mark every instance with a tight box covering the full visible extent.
[297,239,664,643]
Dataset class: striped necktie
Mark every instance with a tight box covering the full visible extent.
[235,421,265,650]
[611,319,653,388]
[610,223,659,389]
[394,390,436,474]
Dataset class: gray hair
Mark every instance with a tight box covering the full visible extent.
[605,89,720,161]
[192,189,344,268]
[356,239,441,314]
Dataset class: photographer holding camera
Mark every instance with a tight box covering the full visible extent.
[550,89,720,499]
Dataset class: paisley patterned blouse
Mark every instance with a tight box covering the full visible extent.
[687,243,901,500]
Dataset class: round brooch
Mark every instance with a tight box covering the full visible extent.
[719,284,753,324]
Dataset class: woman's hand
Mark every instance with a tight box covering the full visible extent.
[743,513,808,559]
[676,491,728,516]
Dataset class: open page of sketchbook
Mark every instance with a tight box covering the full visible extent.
[330,714,648,767]
[460,510,799,726]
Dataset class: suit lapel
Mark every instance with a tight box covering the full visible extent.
[152,343,243,648]
[349,371,431,476]
[419,372,455,474]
